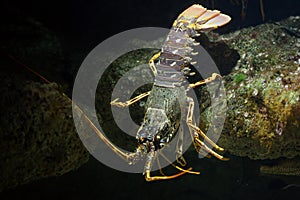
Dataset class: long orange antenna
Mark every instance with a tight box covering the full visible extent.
[7,54,51,84]
[6,53,131,161]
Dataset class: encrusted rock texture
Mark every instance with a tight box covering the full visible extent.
[200,16,300,161]
[0,76,89,191]
[0,16,89,191]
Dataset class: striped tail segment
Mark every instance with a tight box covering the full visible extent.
[154,4,231,88]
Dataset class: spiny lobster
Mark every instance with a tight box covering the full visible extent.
[109,4,231,181]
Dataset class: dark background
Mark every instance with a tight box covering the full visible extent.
[2,0,299,52]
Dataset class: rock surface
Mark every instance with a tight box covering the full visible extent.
[0,74,89,191]
[200,16,300,160]
[0,16,89,191]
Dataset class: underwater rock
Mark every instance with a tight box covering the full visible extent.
[199,16,300,161]
[0,12,89,191]
[260,157,300,176]
[93,16,300,177]
[0,74,89,192]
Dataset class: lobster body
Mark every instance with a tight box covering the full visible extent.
[138,86,186,149]
[134,9,208,154]
[129,85,186,169]
[111,4,231,181]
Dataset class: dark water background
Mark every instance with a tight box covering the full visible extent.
[3,0,299,55]
[0,0,300,199]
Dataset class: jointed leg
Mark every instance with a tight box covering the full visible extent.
[156,156,166,176]
[144,150,199,181]
[159,151,200,175]
[145,169,190,181]
[176,125,187,166]
[110,91,150,108]
[189,124,224,151]
[149,52,160,76]
[186,97,228,160]
[189,73,221,88]
[194,138,229,161]
[110,52,160,108]
[144,150,189,181]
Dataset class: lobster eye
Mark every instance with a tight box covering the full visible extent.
[147,136,153,141]
[139,136,153,143]
[139,136,145,143]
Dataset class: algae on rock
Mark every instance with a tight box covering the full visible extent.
[199,16,300,161]
[0,74,89,191]
[0,15,89,191]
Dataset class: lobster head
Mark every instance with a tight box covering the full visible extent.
[136,108,173,152]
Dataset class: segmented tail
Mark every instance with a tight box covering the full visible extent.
[154,4,231,88]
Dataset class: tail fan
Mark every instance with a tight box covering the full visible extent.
[176,4,231,32]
